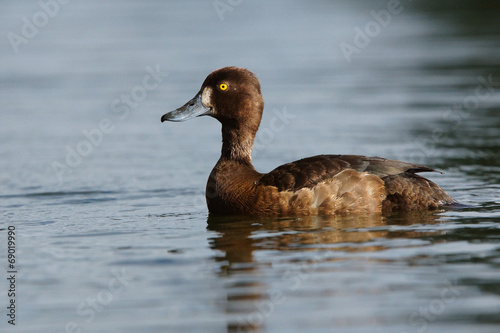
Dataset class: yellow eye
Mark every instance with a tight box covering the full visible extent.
[219,83,228,91]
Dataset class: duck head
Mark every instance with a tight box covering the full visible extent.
[161,67,265,162]
[161,66,263,127]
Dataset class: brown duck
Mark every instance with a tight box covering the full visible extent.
[161,67,456,216]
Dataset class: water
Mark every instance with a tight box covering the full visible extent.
[1,0,500,332]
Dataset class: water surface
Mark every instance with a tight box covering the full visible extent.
[1,1,499,332]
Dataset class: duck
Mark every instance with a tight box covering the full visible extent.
[161,66,456,216]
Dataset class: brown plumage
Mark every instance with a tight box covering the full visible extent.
[161,67,456,217]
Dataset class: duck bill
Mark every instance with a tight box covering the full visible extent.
[161,92,212,122]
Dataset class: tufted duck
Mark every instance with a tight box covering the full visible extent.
[161,67,456,216]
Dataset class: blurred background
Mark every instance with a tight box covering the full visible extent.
[1,1,499,332]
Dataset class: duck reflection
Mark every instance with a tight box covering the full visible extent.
[207,212,446,332]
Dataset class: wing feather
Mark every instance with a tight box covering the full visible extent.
[257,154,439,192]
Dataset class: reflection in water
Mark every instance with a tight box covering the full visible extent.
[207,212,446,332]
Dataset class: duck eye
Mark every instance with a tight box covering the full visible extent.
[219,83,228,91]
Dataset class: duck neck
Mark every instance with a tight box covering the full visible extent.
[220,123,255,165]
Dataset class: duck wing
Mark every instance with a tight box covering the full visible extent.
[257,154,439,192]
